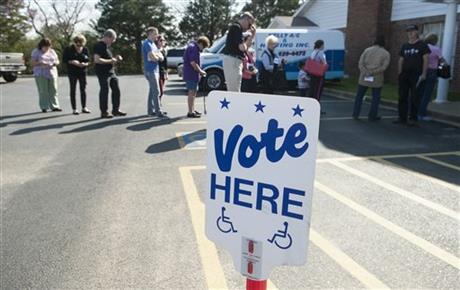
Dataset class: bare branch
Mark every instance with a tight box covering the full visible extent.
[26,1,45,38]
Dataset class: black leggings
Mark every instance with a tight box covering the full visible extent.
[69,74,87,110]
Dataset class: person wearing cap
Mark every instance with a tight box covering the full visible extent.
[221,12,256,92]
[394,24,430,126]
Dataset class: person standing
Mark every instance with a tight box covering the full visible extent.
[221,12,256,92]
[63,34,91,115]
[352,36,390,121]
[155,34,168,104]
[259,35,281,94]
[418,33,443,121]
[31,38,61,112]
[394,24,430,126]
[241,33,258,93]
[142,27,166,117]
[183,36,210,118]
[94,29,126,119]
[297,61,309,97]
[308,39,328,102]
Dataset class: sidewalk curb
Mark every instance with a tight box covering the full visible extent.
[324,88,460,124]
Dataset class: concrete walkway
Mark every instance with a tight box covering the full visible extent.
[325,88,460,124]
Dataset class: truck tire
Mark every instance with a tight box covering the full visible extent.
[203,69,225,91]
[3,73,18,82]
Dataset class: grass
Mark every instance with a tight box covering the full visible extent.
[325,77,460,102]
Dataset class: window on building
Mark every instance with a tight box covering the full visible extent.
[422,22,444,45]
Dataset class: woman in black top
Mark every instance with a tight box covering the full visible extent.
[63,34,90,114]
[155,35,168,103]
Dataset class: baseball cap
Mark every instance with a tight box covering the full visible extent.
[405,24,419,31]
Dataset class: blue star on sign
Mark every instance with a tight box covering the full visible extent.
[220,98,230,109]
[292,105,304,117]
[254,101,266,113]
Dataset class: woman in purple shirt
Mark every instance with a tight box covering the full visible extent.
[31,38,61,112]
[418,33,443,121]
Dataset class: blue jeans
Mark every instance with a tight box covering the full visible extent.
[144,71,161,115]
[417,69,437,118]
[352,85,381,119]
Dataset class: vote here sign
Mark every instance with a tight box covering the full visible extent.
[205,91,320,280]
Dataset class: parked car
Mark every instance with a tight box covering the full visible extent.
[0,52,26,82]
[166,47,185,77]
[200,29,345,91]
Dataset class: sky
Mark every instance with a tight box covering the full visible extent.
[27,0,251,37]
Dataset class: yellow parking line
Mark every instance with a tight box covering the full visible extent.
[179,166,228,289]
[372,157,460,193]
[418,155,460,171]
[309,229,390,289]
[328,160,460,221]
[315,181,460,269]
[180,166,390,289]
[175,121,207,125]
[179,166,278,290]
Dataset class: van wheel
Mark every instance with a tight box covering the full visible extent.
[3,73,17,82]
[204,69,225,91]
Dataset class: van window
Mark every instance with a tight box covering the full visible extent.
[167,49,185,57]
[208,36,227,54]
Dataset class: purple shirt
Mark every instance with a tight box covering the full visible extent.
[31,48,58,79]
[428,44,442,69]
[183,41,200,82]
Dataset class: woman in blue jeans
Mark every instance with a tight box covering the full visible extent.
[352,36,390,121]
[418,33,443,121]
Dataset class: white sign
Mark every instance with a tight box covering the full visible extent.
[205,91,320,280]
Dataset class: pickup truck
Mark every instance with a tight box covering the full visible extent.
[0,52,26,82]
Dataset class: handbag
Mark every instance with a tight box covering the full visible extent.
[437,61,451,79]
[304,51,329,77]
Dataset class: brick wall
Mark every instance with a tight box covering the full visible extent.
[344,0,393,77]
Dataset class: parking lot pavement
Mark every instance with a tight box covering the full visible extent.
[2,75,459,289]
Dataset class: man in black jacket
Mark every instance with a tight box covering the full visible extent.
[221,12,256,92]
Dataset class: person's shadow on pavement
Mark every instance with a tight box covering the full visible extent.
[145,129,206,154]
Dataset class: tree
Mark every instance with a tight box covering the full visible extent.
[0,0,30,51]
[179,0,234,44]
[94,0,175,73]
[26,0,88,54]
[239,0,302,28]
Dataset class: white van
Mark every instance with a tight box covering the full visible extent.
[200,28,345,91]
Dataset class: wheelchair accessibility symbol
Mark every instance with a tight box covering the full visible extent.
[216,207,238,233]
[267,221,292,250]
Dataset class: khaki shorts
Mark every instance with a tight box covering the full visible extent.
[222,55,243,92]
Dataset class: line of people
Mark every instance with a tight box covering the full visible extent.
[31,28,171,119]
[30,19,446,124]
[352,24,445,125]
